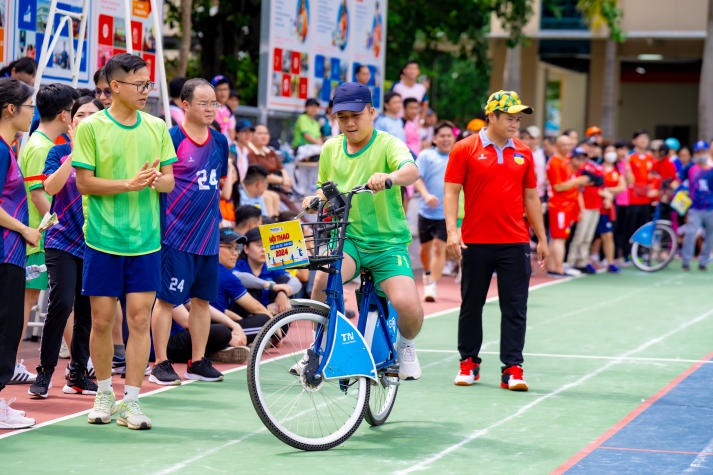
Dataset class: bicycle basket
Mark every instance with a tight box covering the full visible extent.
[302,220,349,269]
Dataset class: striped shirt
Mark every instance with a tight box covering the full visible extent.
[0,138,29,268]
[43,143,85,258]
[162,126,228,255]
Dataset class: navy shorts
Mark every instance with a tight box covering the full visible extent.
[596,214,613,235]
[157,246,218,305]
[418,215,448,244]
[82,248,161,297]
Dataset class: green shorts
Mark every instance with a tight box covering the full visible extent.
[26,252,48,290]
[343,238,414,286]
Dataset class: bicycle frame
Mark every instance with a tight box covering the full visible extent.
[295,182,399,384]
[630,197,672,247]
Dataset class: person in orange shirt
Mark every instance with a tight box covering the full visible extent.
[546,134,591,276]
[624,129,655,259]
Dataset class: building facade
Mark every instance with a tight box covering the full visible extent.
[489,0,707,145]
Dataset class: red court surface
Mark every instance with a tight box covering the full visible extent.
[3,265,554,430]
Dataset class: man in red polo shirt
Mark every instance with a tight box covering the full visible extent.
[444,90,548,392]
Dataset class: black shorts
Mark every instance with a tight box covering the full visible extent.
[418,215,447,244]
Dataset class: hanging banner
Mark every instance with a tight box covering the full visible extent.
[262,0,386,112]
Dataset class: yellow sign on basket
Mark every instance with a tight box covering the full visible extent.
[259,220,310,270]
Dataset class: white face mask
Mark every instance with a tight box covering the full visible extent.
[604,152,618,163]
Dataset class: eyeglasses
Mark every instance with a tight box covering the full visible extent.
[220,244,241,252]
[94,87,112,98]
[114,80,155,93]
[195,101,220,108]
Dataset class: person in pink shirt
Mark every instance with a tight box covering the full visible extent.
[211,75,236,144]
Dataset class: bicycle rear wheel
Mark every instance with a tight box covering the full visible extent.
[247,307,369,451]
[364,367,399,426]
[631,222,677,272]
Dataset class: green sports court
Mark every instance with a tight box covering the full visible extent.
[2,267,713,474]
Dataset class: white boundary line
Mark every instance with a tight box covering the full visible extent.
[395,305,713,474]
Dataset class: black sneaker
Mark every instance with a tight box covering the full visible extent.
[184,358,224,382]
[148,360,181,386]
[28,367,53,398]
[62,375,98,395]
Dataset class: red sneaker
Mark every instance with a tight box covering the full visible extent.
[501,365,528,391]
[453,357,480,386]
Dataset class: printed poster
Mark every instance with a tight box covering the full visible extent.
[2,1,161,88]
[264,0,386,112]
[259,220,310,270]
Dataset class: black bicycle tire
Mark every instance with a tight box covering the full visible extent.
[247,307,369,451]
[364,368,399,426]
[631,223,677,272]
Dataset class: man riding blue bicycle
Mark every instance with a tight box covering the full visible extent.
[302,82,423,380]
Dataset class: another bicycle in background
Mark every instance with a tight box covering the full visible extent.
[247,180,401,451]
[630,179,680,272]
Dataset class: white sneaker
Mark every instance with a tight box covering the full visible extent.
[423,282,437,302]
[117,400,152,430]
[422,273,431,286]
[88,390,116,424]
[397,342,421,380]
[289,352,309,376]
[8,360,36,384]
[59,338,70,359]
[563,265,582,277]
[0,398,35,429]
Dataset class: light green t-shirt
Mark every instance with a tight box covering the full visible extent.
[19,130,54,255]
[292,113,321,148]
[72,109,177,256]
[317,130,415,251]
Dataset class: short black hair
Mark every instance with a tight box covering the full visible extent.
[631,128,648,140]
[0,78,33,112]
[93,66,107,86]
[403,97,419,108]
[0,57,37,78]
[305,98,319,107]
[243,164,269,185]
[433,120,455,135]
[180,78,212,102]
[36,83,77,121]
[383,91,401,104]
[70,95,103,119]
[104,53,148,83]
[169,77,186,99]
[234,205,263,227]
[75,87,95,99]
[356,64,370,75]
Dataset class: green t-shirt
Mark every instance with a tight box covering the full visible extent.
[317,130,415,251]
[292,113,321,148]
[19,131,54,255]
[72,110,177,256]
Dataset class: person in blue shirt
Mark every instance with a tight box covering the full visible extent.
[413,121,455,303]
[150,78,229,386]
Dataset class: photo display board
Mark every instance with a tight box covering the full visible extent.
[263,0,386,112]
[0,0,160,90]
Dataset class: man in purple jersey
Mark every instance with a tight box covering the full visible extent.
[150,78,230,385]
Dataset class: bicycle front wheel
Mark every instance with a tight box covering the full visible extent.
[247,307,369,451]
[364,367,399,426]
[631,222,677,272]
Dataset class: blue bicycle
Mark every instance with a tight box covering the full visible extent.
[247,180,401,451]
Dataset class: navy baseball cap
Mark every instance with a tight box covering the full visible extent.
[693,140,710,153]
[245,227,263,244]
[235,118,255,132]
[332,82,372,113]
[211,75,230,87]
[219,228,247,244]
[570,146,588,158]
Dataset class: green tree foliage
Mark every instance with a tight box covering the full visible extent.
[165,0,261,104]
